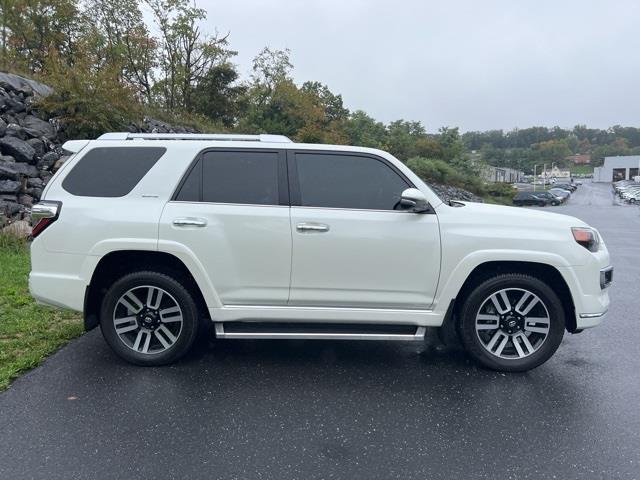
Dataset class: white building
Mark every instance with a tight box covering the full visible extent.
[481,165,524,183]
[539,166,571,180]
[593,156,640,183]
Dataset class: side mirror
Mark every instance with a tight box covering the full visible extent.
[399,188,430,213]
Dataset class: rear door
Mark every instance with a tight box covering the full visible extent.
[159,148,291,305]
[287,150,441,310]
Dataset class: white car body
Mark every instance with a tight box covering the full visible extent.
[30,135,609,329]
[30,134,611,337]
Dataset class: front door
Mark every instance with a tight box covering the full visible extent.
[288,151,441,310]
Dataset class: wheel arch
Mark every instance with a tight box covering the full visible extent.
[446,260,577,334]
[84,250,211,331]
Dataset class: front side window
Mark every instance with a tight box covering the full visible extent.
[175,150,280,205]
[295,153,410,210]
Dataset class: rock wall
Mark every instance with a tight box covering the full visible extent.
[0,73,60,226]
[429,183,483,203]
[0,73,199,229]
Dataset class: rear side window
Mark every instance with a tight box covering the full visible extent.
[294,153,410,210]
[175,150,281,205]
[62,147,166,197]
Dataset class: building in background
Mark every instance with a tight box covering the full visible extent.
[593,156,640,182]
[539,165,571,180]
[565,154,591,165]
[481,165,524,183]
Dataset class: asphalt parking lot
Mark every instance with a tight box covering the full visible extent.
[1,181,639,480]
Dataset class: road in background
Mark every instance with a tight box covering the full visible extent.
[1,181,639,479]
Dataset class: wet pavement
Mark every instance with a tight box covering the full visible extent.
[1,181,638,479]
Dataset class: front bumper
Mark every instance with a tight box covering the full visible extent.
[557,262,612,330]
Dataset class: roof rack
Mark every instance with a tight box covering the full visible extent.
[97,132,293,143]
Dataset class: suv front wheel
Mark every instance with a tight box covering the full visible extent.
[458,273,565,372]
[100,271,200,366]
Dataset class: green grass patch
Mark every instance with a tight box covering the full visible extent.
[569,165,593,175]
[0,235,83,391]
[480,194,513,206]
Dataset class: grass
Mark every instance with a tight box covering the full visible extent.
[0,234,83,391]
[480,194,513,206]
[569,165,594,175]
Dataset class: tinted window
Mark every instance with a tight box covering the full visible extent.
[295,153,410,210]
[175,158,201,202]
[62,147,165,197]
[201,151,279,205]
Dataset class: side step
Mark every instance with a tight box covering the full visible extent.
[214,322,426,341]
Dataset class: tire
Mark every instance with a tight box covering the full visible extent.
[538,201,546,207]
[458,273,565,372]
[100,271,200,366]
[630,198,636,204]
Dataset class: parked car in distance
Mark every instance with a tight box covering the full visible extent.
[531,191,562,206]
[29,133,612,372]
[513,192,550,206]
[548,188,571,202]
[619,187,640,202]
[555,183,577,192]
[614,181,640,198]
[623,191,640,204]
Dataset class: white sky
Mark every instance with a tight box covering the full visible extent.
[173,0,640,132]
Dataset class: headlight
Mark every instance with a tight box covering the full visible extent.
[571,227,600,252]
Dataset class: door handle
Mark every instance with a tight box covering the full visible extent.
[296,222,330,233]
[173,217,207,227]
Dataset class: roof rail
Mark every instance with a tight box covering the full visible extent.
[97,132,293,143]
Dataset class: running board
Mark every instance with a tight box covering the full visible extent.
[214,322,426,341]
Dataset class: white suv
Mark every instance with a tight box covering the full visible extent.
[29,133,612,371]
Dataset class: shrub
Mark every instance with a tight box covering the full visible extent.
[485,182,517,198]
[37,50,142,140]
[406,157,486,195]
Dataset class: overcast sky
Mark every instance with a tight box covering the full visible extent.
[193,0,640,132]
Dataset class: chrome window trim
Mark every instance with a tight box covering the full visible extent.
[167,200,421,213]
[168,200,289,208]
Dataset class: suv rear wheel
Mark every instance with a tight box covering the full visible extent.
[458,273,565,372]
[100,271,200,365]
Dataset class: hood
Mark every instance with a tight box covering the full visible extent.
[438,200,589,229]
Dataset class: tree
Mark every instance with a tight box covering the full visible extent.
[193,62,246,127]
[343,110,387,148]
[530,139,572,167]
[4,0,83,72]
[39,44,141,139]
[147,0,233,111]
[239,48,348,142]
[300,81,349,122]
[87,0,156,102]
[250,47,293,97]
[591,138,631,167]
[384,120,426,160]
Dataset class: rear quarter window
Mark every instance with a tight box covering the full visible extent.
[61,147,166,197]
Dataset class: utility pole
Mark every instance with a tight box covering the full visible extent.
[533,165,537,192]
[543,163,547,189]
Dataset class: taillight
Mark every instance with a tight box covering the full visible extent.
[31,201,62,239]
[571,227,600,252]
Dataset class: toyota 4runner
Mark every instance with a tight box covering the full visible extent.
[29,133,612,371]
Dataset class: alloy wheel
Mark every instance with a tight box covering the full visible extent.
[475,288,550,360]
[112,285,183,355]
